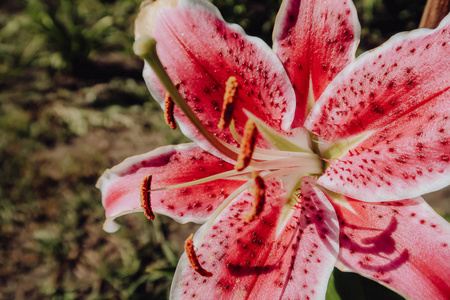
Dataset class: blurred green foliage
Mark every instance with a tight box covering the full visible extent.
[1,0,447,299]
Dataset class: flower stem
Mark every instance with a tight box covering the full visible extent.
[133,36,238,161]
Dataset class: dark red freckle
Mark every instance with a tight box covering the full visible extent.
[420,219,425,224]
[206,205,213,212]
[443,42,447,46]
[304,269,308,274]
[378,215,383,219]
[441,155,449,162]
[410,48,416,53]
[396,155,408,164]
[388,148,395,152]
[179,212,184,217]
[387,81,395,88]
[385,167,392,174]
[417,152,425,159]
[431,224,437,228]
[374,151,380,155]
[439,128,445,133]
[443,243,448,247]
[406,78,415,87]
[425,43,430,49]
[168,205,175,210]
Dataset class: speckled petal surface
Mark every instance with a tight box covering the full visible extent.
[319,89,450,202]
[170,177,286,299]
[273,0,359,126]
[249,177,339,300]
[170,177,339,299]
[97,143,245,231]
[306,15,450,141]
[330,197,450,300]
[139,0,296,156]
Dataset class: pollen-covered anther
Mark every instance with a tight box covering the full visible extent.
[164,83,180,130]
[235,119,257,171]
[185,233,213,277]
[218,76,239,130]
[244,172,266,222]
[140,174,155,220]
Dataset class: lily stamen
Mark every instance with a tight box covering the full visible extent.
[244,172,266,222]
[235,119,258,171]
[218,76,238,130]
[185,233,213,277]
[140,174,155,220]
[164,83,179,129]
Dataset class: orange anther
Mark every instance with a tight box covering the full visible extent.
[244,172,266,222]
[164,83,180,130]
[185,234,213,277]
[218,76,239,130]
[140,174,155,220]
[235,119,257,171]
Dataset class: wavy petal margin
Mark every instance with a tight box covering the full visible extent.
[97,143,245,232]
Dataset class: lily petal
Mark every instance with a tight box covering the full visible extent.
[273,0,360,126]
[249,177,339,299]
[320,89,450,202]
[170,177,339,299]
[97,143,245,232]
[330,196,450,300]
[170,177,286,298]
[137,0,296,155]
[306,14,450,141]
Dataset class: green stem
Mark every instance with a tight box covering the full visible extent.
[133,36,237,161]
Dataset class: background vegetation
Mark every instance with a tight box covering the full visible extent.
[0,0,448,299]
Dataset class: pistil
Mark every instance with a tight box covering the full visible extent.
[185,233,213,277]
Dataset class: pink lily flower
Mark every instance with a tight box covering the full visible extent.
[97,0,450,299]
